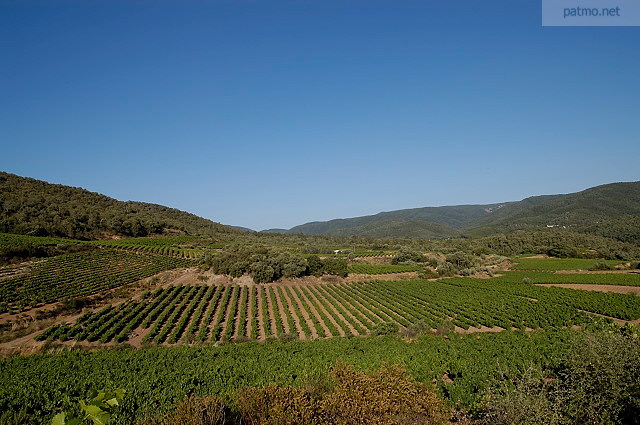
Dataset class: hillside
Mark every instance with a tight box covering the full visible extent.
[269,182,640,241]
[0,172,239,239]
[468,182,640,236]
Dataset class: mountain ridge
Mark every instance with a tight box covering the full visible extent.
[263,181,640,241]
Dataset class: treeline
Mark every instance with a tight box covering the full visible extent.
[0,172,238,239]
[202,246,347,283]
[575,215,640,246]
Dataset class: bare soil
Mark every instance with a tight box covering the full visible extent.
[455,325,504,334]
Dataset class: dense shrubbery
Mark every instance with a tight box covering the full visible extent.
[141,362,450,425]
[202,246,347,283]
[483,324,640,425]
[391,247,426,264]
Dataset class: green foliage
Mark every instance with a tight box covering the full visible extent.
[490,270,640,287]
[306,255,324,276]
[0,172,238,239]
[512,257,625,271]
[348,264,422,274]
[483,325,640,425]
[391,247,426,264]
[320,258,348,277]
[0,330,576,424]
[205,245,312,282]
[51,389,125,425]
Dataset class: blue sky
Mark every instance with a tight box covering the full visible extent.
[1,0,639,230]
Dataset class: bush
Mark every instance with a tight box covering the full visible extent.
[591,261,613,271]
[236,362,450,425]
[483,325,640,425]
[391,248,426,265]
[321,258,348,277]
[139,395,230,425]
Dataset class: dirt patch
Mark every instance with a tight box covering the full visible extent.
[455,325,504,334]
[536,283,640,296]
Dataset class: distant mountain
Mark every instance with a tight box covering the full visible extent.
[469,182,640,236]
[260,228,290,234]
[322,219,462,239]
[271,182,640,241]
[282,203,514,237]
[0,172,240,240]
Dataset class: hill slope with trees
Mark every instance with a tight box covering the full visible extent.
[0,172,240,239]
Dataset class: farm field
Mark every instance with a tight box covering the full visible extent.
[493,270,640,286]
[0,249,194,312]
[91,236,204,258]
[35,274,640,346]
[0,329,574,424]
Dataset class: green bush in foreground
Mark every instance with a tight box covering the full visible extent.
[483,324,640,425]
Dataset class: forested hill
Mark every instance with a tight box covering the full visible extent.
[468,182,640,236]
[268,181,640,242]
[0,172,239,239]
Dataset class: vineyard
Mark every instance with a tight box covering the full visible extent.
[493,270,640,287]
[0,232,82,249]
[1,329,575,424]
[91,236,204,259]
[0,250,194,312]
[35,275,640,345]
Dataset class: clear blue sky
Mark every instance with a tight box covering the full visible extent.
[1,0,639,230]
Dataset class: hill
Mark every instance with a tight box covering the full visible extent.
[0,172,239,239]
[468,182,640,236]
[269,182,640,241]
